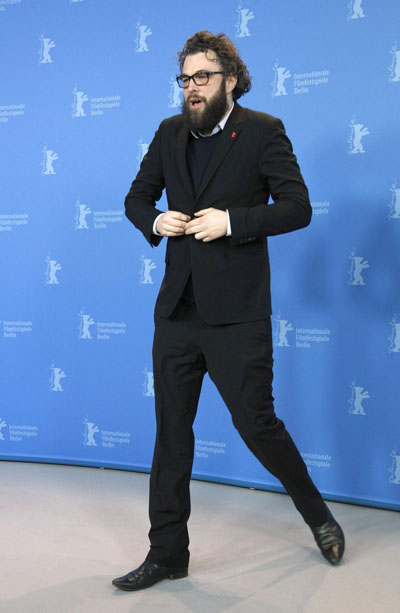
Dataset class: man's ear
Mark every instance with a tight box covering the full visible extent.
[226,74,237,95]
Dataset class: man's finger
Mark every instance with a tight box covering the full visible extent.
[164,227,185,235]
[167,220,187,229]
[184,221,197,230]
[185,223,203,234]
[185,219,201,229]
[166,222,185,231]
[169,211,191,221]
[194,231,209,241]
[194,208,211,216]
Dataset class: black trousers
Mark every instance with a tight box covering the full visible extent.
[146,298,328,568]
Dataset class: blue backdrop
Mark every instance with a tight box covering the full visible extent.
[1,0,399,511]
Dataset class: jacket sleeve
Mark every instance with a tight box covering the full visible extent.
[124,123,166,247]
[228,118,312,246]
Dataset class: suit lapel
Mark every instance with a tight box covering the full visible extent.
[175,125,195,201]
[195,103,245,203]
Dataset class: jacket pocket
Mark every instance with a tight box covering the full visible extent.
[236,242,265,256]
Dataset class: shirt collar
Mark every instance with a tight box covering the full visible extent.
[191,103,234,139]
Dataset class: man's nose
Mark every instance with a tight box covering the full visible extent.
[187,79,199,94]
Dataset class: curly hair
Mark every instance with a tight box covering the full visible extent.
[177,31,251,100]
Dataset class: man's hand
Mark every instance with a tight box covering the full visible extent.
[184,208,227,242]
[156,211,191,236]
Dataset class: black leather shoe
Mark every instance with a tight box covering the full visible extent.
[112,560,188,591]
[311,514,345,565]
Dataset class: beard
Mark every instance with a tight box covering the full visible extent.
[181,79,229,134]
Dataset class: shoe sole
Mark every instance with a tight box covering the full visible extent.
[167,570,189,580]
[112,569,188,591]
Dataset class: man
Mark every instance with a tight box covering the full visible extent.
[112,31,345,592]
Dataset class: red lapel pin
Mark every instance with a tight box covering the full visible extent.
[231,131,236,138]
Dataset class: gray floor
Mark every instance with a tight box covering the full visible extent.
[0,462,398,613]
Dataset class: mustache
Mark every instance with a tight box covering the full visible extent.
[186,94,206,103]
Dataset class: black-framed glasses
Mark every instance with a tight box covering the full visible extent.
[176,71,226,88]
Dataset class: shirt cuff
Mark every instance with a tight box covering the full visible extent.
[152,213,164,236]
[226,210,232,236]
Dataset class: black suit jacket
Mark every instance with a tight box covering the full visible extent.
[125,103,311,324]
